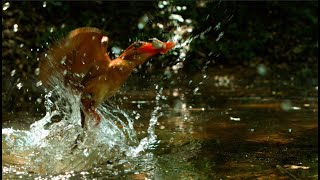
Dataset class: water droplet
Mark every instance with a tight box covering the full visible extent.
[60,56,66,64]
[281,100,292,111]
[157,23,164,29]
[17,82,23,89]
[20,44,24,48]
[35,68,40,75]
[43,1,47,7]
[111,46,121,55]
[3,2,10,11]
[185,19,192,24]
[137,22,145,29]
[158,3,164,9]
[36,81,42,87]
[214,22,221,30]
[172,88,179,97]
[11,69,16,76]
[193,87,199,94]
[169,14,184,22]
[216,31,224,41]
[13,24,18,32]
[257,64,267,76]
[50,27,54,33]
[230,117,240,121]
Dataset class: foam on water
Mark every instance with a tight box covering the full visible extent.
[2,82,158,175]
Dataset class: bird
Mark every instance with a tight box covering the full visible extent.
[38,27,175,127]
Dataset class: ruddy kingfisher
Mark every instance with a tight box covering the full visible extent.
[39,27,175,127]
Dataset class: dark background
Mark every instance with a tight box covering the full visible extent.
[2,1,318,113]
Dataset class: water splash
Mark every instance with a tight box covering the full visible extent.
[2,78,159,175]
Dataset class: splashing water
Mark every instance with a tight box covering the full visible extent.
[2,77,159,175]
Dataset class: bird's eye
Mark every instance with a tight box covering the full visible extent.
[134,42,143,48]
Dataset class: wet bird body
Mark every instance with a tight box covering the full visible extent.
[39,27,175,126]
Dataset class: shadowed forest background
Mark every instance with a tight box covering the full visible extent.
[2,1,318,113]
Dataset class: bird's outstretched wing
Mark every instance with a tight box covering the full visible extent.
[39,27,111,91]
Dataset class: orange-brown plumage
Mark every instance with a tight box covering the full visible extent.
[39,27,175,126]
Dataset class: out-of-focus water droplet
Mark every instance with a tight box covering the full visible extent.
[214,22,221,30]
[112,46,121,55]
[184,19,192,24]
[157,23,164,29]
[138,22,145,29]
[20,43,24,48]
[3,2,10,11]
[281,100,292,111]
[288,128,292,133]
[11,69,16,76]
[230,117,241,121]
[60,56,66,64]
[43,1,47,8]
[292,106,301,110]
[169,14,184,22]
[193,87,199,94]
[50,27,54,33]
[35,68,40,76]
[216,31,224,41]
[257,64,267,76]
[36,81,42,87]
[17,82,23,89]
[13,24,18,32]
[172,88,179,97]
[138,15,149,30]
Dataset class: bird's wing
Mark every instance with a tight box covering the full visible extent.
[65,27,111,74]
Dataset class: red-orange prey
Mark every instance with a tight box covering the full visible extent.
[39,27,175,127]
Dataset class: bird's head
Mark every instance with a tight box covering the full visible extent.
[118,38,175,65]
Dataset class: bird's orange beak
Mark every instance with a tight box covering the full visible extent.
[138,38,176,55]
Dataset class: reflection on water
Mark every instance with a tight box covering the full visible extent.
[2,67,318,179]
